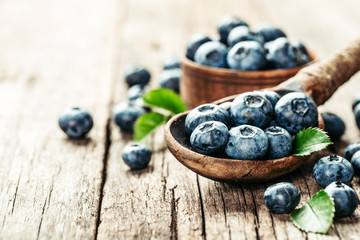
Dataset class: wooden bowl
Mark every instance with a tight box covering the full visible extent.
[164,95,324,182]
[180,52,316,109]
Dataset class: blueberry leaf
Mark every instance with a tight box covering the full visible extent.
[290,190,335,234]
[143,88,187,114]
[292,128,332,156]
[134,112,166,141]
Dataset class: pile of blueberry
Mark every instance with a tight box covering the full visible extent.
[185,90,318,160]
[186,15,310,70]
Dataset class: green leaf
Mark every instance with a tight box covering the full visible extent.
[143,88,187,114]
[134,112,166,141]
[291,190,335,234]
[292,128,332,156]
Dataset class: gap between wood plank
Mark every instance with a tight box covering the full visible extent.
[196,175,207,240]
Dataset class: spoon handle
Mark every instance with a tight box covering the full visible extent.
[274,38,360,105]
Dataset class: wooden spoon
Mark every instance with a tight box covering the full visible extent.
[164,38,360,182]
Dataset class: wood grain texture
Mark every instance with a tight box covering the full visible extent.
[1,0,360,239]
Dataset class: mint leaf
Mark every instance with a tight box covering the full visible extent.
[292,128,332,156]
[291,190,335,234]
[143,88,187,114]
[134,112,166,141]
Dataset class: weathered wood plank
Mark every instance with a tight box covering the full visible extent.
[0,0,120,238]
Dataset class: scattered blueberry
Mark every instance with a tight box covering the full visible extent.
[190,121,229,155]
[185,103,230,134]
[225,125,268,160]
[344,142,360,160]
[354,104,360,129]
[113,102,146,132]
[275,92,318,135]
[254,90,280,108]
[194,41,228,68]
[264,182,300,214]
[128,84,149,101]
[266,37,310,69]
[122,143,152,170]
[125,66,151,87]
[58,107,93,139]
[321,112,345,141]
[265,126,292,159]
[230,92,273,128]
[227,41,267,70]
[186,33,212,61]
[217,15,249,44]
[254,24,286,43]
[313,155,354,188]
[163,56,181,70]
[350,151,360,176]
[352,94,360,110]
[159,69,181,93]
[324,181,359,217]
[227,26,264,47]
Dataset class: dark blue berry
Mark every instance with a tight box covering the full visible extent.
[254,90,280,108]
[219,101,232,114]
[321,112,345,141]
[128,84,149,101]
[313,155,354,188]
[159,69,181,93]
[225,125,268,160]
[352,94,360,110]
[190,121,229,155]
[354,104,360,130]
[185,103,230,134]
[58,107,93,139]
[217,15,248,44]
[230,92,273,128]
[125,66,151,87]
[266,37,310,69]
[264,182,300,214]
[113,102,146,132]
[265,126,292,159]
[227,26,264,47]
[325,181,359,217]
[186,33,212,61]
[194,41,228,68]
[163,56,181,70]
[254,24,286,43]
[350,151,360,176]
[122,143,152,170]
[344,143,360,160]
[275,92,318,135]
[227,41,267,70]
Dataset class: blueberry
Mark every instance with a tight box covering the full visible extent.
[185,103,230,134]
[354,104,360,129]
[163,56,181,70]
[325,181,359,217]
[225,125,268,160]
[219,101,232,114]
[266,37,310,69]
[113,102,146,132]
[190,121,229,155]
[125,66,151,87]
[254,90,280,108]
[254,24,286,43]
[58,107,93,139]
[351,151,360,176]
[265,126,292,159]
[230,92,273,128]
[264,182,300,214]
[194,41,228,68]
[313,155,354,188]
[227,26,264,47]
[352,94,360,110]
[122,143,152,170]
[217,15,249,44]
[321,112,345,141]
[159,69,181,93]
[128,84,149,101]
[186,33,212,61]
[275,92,318,135]
[344,143,360,160]
[227,41,267,70]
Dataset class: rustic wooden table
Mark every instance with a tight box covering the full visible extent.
[1,0,360,239]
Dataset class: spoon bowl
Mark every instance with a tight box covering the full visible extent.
[164,38,360,182]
